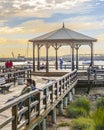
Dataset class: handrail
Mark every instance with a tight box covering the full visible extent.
[93,69,104,84]
[1,64,104,73]
[0,70,77,130]
[0,68,31,84]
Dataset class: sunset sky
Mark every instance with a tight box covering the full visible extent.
[0,0,104,58]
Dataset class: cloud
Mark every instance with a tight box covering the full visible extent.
[96,34,104,42]
[0,37,28,45]
[0,26,24,34]
[63,15,104,31]
[1,16,104,36]
[0,0,93,19]
[0,20,60,35]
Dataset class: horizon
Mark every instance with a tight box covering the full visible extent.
[0,0,104,57]
[0,53,104,59]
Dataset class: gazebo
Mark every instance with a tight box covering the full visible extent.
[29,24,97,72]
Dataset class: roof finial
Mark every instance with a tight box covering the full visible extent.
[62,22,65,28]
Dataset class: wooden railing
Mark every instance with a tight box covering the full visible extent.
[1,63,104,73]
[0,70,77,130]
[93,69,104,84]
[36,64,104,70]
[0,69,31,84]
[0,65,32,73]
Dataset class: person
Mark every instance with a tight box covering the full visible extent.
[59,57,63,69]
[5,79,38,103]
[20,78,33,95]
[31,79,37,90]
[18,78,36,122]
[9,60,13,69]
[40,63,46,70]
[87,63,94,75]
[5,60,9,68]
[5,78,38,122]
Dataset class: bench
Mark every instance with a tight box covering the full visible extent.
[0,77,14,94]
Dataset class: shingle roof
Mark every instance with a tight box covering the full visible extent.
[29,26,97,42]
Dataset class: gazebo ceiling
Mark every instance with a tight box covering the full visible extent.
[29,26,97,43]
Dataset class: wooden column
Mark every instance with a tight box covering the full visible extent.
[59,100,63,115]
[51,107,56,123]
[33,43,35,72]
[52,44,61,70]
[37,44,40,70]
[71,44,75,70]
[55,48,58,70]
[91,42,94,65]
[75,45,80,70]
[76,48,78,70]
[42,118,46,130]
[63,96,68,108]
[46,45,50,72]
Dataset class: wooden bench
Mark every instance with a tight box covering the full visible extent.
[0,77,14,94]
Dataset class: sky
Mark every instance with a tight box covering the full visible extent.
[0,0,104,58]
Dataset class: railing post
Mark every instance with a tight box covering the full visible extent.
[23,71,25,79]
[36,93,41,116]
[55,82,59,99]
[12,105,18,130]
[67,75,70,87]
[30,69,31,78]
[13,73,16,85]
[25,97,31,125]
[44,86,49,109]
[50,84,54,104]
[62,78,65,93]
[59,80,62,95]
[65,77,68,89]
[27,70,29,78]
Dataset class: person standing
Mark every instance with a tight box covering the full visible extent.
[9,60,13,68]
[5,60,9,68]
[59,57,63,69]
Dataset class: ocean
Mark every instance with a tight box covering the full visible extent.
[0,60,104,68]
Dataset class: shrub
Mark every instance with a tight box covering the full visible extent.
[74,97,90,114]
[66,97,90,118]
[92,107,104,130]
[96,97,104,109]
[71,117,94,130]
[66,104,87,118]
[66,104,81,118]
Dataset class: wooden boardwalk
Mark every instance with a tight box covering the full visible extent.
[0,70,77,130]
[0,68,103,130]
[78,69,104,86]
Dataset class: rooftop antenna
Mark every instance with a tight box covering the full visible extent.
[62,22,65,28]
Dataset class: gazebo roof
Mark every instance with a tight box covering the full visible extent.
[29,26,97,42]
